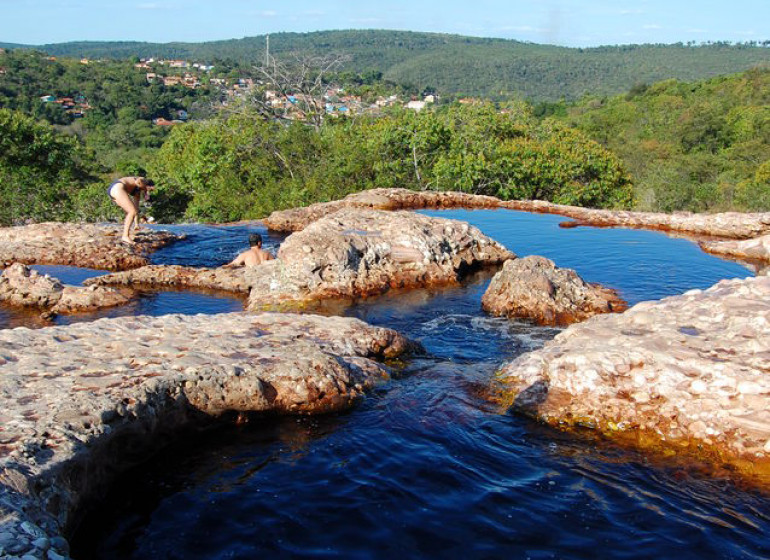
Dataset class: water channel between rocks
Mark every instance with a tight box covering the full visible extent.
[2,209,768,559]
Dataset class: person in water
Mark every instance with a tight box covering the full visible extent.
[108,176,155,244]
[225,233,274,267]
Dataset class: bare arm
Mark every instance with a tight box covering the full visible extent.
[224,251,246,267]
[132,192,141,229]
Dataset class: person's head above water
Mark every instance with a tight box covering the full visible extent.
[249,233,263,248]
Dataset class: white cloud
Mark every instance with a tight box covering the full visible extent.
[643,24,662,30]
[619,9,645,15]
[137,3,159,9]
[261,10,277,17]
[686,28,708,34]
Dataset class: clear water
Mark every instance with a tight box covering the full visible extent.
[3,211,766,559]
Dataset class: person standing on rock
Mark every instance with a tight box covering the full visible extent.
[225,233,274,267]
[107,176,155,244]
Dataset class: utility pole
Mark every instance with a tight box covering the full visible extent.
[265,34,270,66]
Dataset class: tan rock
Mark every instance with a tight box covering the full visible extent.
[481,256,627,325]
[0,312,415,557]
[700,234,770,264]
[264,188,770,240]
[85,264,251,294]
[498,276,770,479]
[0,223,184,271]
[0,263,134,317]
[247,209,514,309]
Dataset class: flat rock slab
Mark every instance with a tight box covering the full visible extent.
[498,276,770,483]
[701,234,770,265]
[247,209,514,310]
[482,256,627,325]
[264,188,770,241]
[0,263,133,317]
[0,312,414,558]
[264,188,503,232]
[85,264,252,294]
[0,223,184,271]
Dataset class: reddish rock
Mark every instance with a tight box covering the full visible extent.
[0,312,415,557]
[498,276,770,481]
[700,233,770,264]
[264,188,770,240]
[0,263,134,317]
[0,262,64,308]
[86,264,252,294]
[264,188,501,232]
[481,256,627,325]
[247,209,514,309]
[0,223,184,271]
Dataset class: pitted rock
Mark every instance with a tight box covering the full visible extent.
[482,256,627,325]
[247,209,514,310]
[0,223,184,271]
[0,312,415,558]
[498,275,770,480]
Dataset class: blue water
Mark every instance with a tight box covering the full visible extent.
[2,210,765,559]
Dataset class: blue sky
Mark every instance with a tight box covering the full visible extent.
[1,0,768,47]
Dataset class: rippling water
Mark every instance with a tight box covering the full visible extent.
[2,211,766,559]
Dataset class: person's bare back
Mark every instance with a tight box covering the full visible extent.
[225,233,274,268]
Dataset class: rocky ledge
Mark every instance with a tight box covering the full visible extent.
[264,188,770,242]
[247,209,513,310]
[700,234,770,266]
[0,223,184,271]
[0,312,414,558]
[0,263,133,318]
[263,188,502,232]
[87,210,513,310]
[84,264,251,294]
[482,256,627,326]
[498,276,770,483]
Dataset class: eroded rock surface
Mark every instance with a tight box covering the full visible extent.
[0,263,133,317]
[0,312,414,558]
[482,256,627,325]
[0,223,184,271]
[264,188,770,241]
[248,209,514,309]
[701,234,770,264]
[264,188,502,232]
[498,276,770,480]
[85,264,252,294]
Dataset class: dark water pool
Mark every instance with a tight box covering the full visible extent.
[0,223,284,329]
[5,210,767,559]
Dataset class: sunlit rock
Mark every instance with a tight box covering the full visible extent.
[498,276,770,479]
[247,208,514,310]
[482,256,627,325]
[0,223,184,271]
[264,188,770,241]
[0,312,415,558]
[0,263,132,317]
[85,264,251,294]
[264,188,501,232]
[700,233,770,264]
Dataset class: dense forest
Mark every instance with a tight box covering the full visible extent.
[564,69,770,212]
[4,30,770,101]
[0,43,768,226]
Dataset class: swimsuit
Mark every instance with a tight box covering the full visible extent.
[108,180,138,199]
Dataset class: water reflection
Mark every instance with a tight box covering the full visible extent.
[2,211,765,559]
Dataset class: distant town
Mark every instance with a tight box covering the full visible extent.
[34,56,438,126]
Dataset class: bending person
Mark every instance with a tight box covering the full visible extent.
[108,176,155,244]
[225,233,274,267]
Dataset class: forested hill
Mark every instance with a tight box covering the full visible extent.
[4,30,770,101]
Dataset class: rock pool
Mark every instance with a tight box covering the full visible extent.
[2,210,767,559]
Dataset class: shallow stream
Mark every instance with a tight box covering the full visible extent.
[2,210,768,559]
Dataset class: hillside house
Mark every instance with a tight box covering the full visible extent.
[40,95,56,103]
